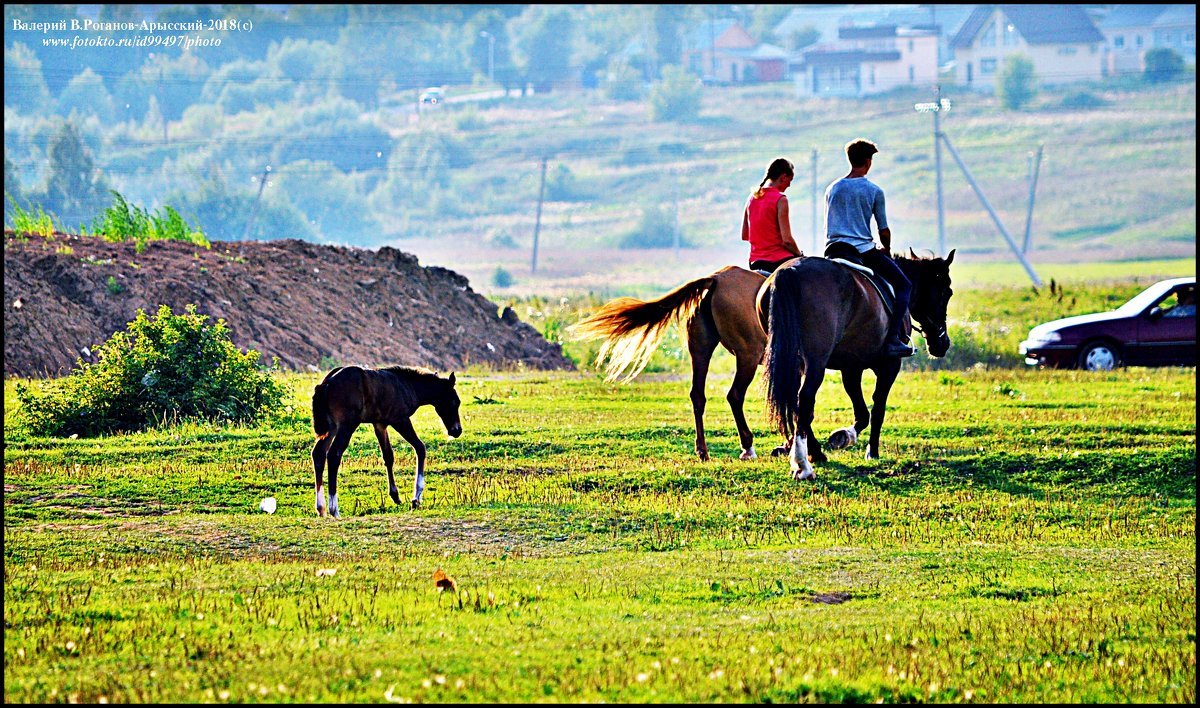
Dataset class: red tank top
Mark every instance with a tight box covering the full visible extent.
[743,187,794,264]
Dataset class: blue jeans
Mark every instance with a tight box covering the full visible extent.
[859,249,912,340]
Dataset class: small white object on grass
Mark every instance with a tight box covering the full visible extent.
[259,497,277,514]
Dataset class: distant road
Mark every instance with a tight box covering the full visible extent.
[383,88,513,116]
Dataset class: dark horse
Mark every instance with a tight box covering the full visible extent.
[311,366,462,516]
[570,264,794,461]
[758,250,955,480]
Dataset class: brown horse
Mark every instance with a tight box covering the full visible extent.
[759,250,955,479]
[570,264,794,461]
[311,366,462,516]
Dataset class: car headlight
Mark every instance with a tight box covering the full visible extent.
[1027,331,1061,345]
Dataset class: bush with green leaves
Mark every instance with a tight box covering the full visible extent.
[15,304,285,437]
[1143,47,1184,83]
[647,65,701,122]
[997,54,1036,110]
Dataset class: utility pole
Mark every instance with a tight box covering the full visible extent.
[531,157,547,274]
[939,134,1043,286]
[480,30,495,84]
[914,89,948,254]
[1022,144,1043,254]
[242,166,270,241]
[671,167,680,258]
[810,148,819,254]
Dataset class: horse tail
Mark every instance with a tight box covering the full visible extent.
[569,276,716,382]
[312,367,341,438]
[764,265,806,440]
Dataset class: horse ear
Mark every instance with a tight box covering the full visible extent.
[946,249,955,265]
[448,371,456,384]
[909,247,918,260]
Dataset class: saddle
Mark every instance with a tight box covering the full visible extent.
[823,242,896,315]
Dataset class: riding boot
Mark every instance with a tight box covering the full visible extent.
[884,318,917,358]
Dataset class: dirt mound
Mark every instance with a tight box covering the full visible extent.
[3,232,575,378]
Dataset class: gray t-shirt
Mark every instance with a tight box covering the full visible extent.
[824,176,888,254]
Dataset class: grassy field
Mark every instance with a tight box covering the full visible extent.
[4,357,1195,702]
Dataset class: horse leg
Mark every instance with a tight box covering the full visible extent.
[311,433,331,517]
[728,354,760,460]
[392,418,427,509]
[865,359,902,460]
[324,425,356,519]
[686,315,720,461]
[790,365,826,480]
[374,423,402,506]
[828,369,868,450]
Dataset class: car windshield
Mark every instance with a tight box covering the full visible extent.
[1114,280,1193,316]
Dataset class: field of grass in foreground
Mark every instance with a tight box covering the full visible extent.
[3,367,1195,703]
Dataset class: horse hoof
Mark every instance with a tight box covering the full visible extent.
[770,445,790,458]
[697,451,710,462]
[411,499,421,510]
[390,492,403,505]
[739,447,757,460]
[809,451,827,464]
[827,428,857,450]
[792,469,816,481]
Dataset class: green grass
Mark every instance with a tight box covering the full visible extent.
[3,363,1195,703]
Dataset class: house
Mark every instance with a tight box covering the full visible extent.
[682,19,787,83]
[950,5,1106,91]
[793,24,940,97]
[1098,4,1196,75]
[773,4,977,70]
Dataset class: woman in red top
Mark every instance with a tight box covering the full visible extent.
[741,157,803,273]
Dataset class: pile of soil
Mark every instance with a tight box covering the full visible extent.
[3,232,575,378]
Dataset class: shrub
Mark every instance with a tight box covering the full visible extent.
[1143,47,1184,83]
[647,66,702,122]
[15,304,285,437]
[1058,90,1106,109]
[87,191,209,252]
[492,266,514,288]
[997,54,1036,110]
[618,203,687,249]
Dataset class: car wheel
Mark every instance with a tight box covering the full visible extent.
[1078,341,1120,371]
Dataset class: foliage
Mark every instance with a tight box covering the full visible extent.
[42,121,111,229]
[648,65,702,122]
[13,304,285,437]
[516,6,576,93]
[86,190,209,251]
[998,54,1037,110]
[164,172,317,243]
[4,195,60,237]
[492,266,515,288]
[618,203,687,249]
[602,60,644,101]
[1057,89,1106,109]
[1143,47,1185,84]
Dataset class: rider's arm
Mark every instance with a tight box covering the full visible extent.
[741,202,751,242]
[878,227,892,252]
[776,196,803,256]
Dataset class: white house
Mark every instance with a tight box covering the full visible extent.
[950,5,1106,91]
[1099,4,1196,75]
[793,24,940,97]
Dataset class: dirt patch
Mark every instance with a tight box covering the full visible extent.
[4,232,574,378]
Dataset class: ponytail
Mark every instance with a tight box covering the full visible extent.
[752,176,769,199]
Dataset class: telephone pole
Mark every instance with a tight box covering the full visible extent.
[242,166,270,241]
[914,88,948,255]
[531,157,547,274]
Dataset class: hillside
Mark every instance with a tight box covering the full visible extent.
[3,232,574,379]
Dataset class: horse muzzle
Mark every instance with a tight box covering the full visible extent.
[926,329,952,358]
[446,423,463,438]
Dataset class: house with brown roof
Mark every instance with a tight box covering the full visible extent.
[792,24,940,97]
[950,5,1105,91]
[1099,4,1196,75]
[683,19,788,83]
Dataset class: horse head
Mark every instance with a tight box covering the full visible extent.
[903,248,955,358]
[434,371,463,438]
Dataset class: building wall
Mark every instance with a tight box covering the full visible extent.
[954,9,1103,90]
[867,33,938,94]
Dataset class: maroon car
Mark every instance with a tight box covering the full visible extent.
[1019,277,1196,371]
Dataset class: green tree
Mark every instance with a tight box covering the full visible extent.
[1143,47,1184,83]
[4,42,51,113]
[648,65,702,122]
[997,54,1036,110]
[748,4,792,44]
[603,59,644,101]
[43,122,111,228]
[518,6,575,93]
[653,5,689,76]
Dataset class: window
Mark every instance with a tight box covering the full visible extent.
[909,65,915,82]
[1136,34,1143,47]
[981,21,996,47]
[1114,35,1124,48]
[1057,46,1077,56]
[1003,22,1018,46]
[869,65,876,86]
[980,57,997,75]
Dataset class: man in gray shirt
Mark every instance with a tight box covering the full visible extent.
[824,139,915,358]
